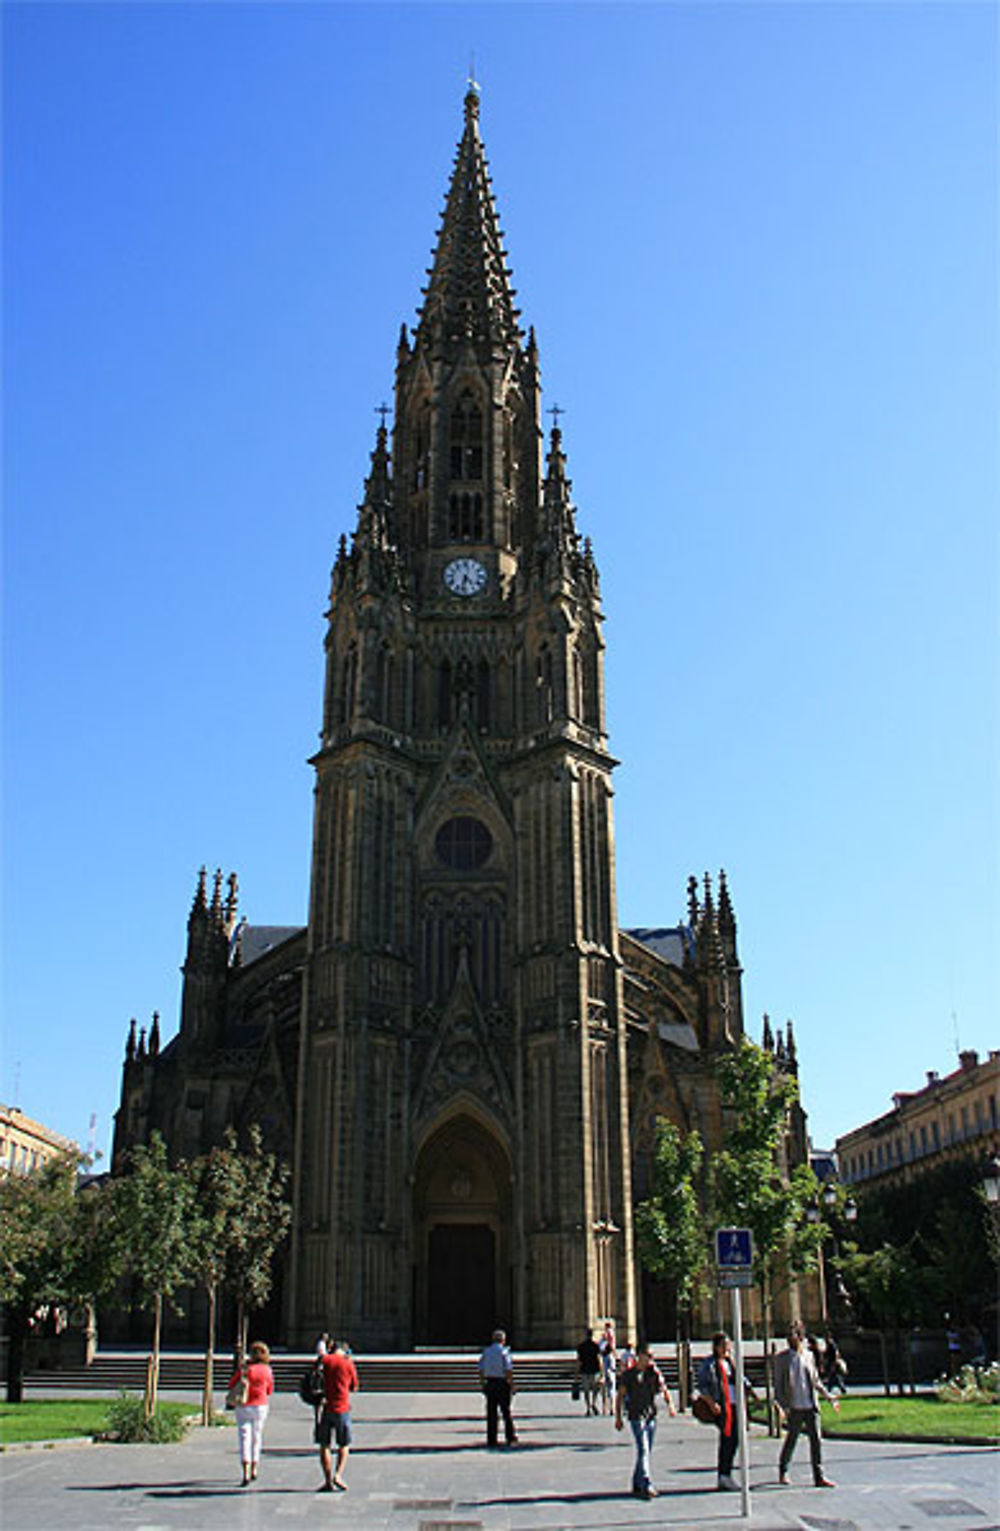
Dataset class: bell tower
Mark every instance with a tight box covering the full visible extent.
[289,86,636,1348]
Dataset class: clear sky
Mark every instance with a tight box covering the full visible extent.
[4,2,997,1163]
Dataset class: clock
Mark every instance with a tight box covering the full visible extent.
[443,557,487,597]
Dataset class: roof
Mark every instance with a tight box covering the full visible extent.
[0,1103,79,1153]
[624,927,688,968]
[239,926,306,966]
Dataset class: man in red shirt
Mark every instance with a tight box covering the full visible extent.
[317,1340,359,1492]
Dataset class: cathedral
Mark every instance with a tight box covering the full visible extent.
[113,87,799,1349]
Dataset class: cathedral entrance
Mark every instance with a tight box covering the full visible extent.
[427,1224,495,1343]
[413,1113,512,1346]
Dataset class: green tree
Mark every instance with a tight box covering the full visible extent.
[0,1155,119,1403]
[838,1240,924,1396]
[634,1120,707,1410]
[187,1130,247,1425]
[114,1132,195,1417]
[222,1124,292,1357]
[851,1158,992,1327]
[710,1039,823,1429]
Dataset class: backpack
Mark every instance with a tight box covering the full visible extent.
[298,1362,325,1407]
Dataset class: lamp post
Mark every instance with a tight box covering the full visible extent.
[809,1186,857,1331]
[982,1155,1000,1265]
[806,1200,829,1327]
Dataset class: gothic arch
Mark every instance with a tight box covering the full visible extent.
[412,1106,513,1343]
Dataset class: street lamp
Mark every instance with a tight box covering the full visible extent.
[982,1155,1000,1205]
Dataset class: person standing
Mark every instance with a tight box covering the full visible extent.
[317,1339,359,1492]
[599,1320,617,1416]
[229,1340,274,1487]
[696,1331,752,1492]
[575,1329,601,1416]
[478,1328,517,1447]
[774,1322,838,1488]
[614,1342,676,1500]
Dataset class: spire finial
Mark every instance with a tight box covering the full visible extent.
[191,866,208,916]
[464,66,481,124]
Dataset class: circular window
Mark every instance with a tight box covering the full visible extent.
[435,816,492,871]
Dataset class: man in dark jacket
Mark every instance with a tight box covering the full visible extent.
[614,1342,676,1499]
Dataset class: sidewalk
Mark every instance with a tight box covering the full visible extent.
[1,1387,997,1530]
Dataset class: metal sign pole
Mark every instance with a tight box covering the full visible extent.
[731,1284,751,1520]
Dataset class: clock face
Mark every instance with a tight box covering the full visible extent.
[443,557,487,597]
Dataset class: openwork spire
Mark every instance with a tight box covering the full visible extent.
[415,88,521,352]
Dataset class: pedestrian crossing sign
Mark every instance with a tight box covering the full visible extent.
[715,1227,753,1270]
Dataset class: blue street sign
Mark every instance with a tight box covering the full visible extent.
[715,1227,753,1269]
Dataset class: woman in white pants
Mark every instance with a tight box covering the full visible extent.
[229,1341,275,1485]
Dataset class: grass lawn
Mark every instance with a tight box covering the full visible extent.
[820,1394,998,1443]
[0,1399,194,1446]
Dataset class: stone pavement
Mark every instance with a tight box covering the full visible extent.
[1,1387,997,1531]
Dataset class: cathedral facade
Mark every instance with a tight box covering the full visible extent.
[113,90,777,1349]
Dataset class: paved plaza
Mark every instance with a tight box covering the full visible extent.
[2,1387,997,1531]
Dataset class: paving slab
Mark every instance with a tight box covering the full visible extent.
[1,1388,997,1531]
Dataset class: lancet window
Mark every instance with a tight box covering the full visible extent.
[449,390,483,480]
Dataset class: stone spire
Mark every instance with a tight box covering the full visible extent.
[538,426,579,560]
[717,867,738,965]
[415,85,521,354]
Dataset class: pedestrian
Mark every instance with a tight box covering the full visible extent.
[599,1319,617,1415]
[478,1328,517,1447]
[575,1328,601,1416]
[945,1314,962,1375]
[821,1331,848,1395]
[774,1321,838,1488]
[228,1340,274,1487]
[317,1338,359,1492]
[619,1337,637,1374]
[696,1330,753,1492]
[614,1341,676,1500]
[315,1330,330,1357]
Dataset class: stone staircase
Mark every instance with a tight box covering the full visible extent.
[23,1348,772,1396]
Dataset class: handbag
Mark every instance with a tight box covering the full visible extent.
[226,1368,250,1410]
[692,1394,717,1424]
[571,1380,581,1401]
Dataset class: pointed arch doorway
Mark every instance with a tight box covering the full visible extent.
[413,1113,512,1346]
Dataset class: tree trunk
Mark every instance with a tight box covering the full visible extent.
[233,1299,250,1364]
[202,1282,217,1427]
[146,1291,163,1419]
[678,1304,691,1413]
[5,1305,29,1404]
[878,1327,891,1396]
[761,1274,777,1436]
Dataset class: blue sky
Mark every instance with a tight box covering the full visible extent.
[4,1,997,1162]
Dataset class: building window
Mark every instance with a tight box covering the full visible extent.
[449,391,483,481]
[434,816,492,871]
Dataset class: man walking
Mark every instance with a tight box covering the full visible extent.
[614,1342,676,1500]
[478,1328,517,1447]
[774,1322,838,1488]
[575,1328,601,1415]
[317,1339,358,1492]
